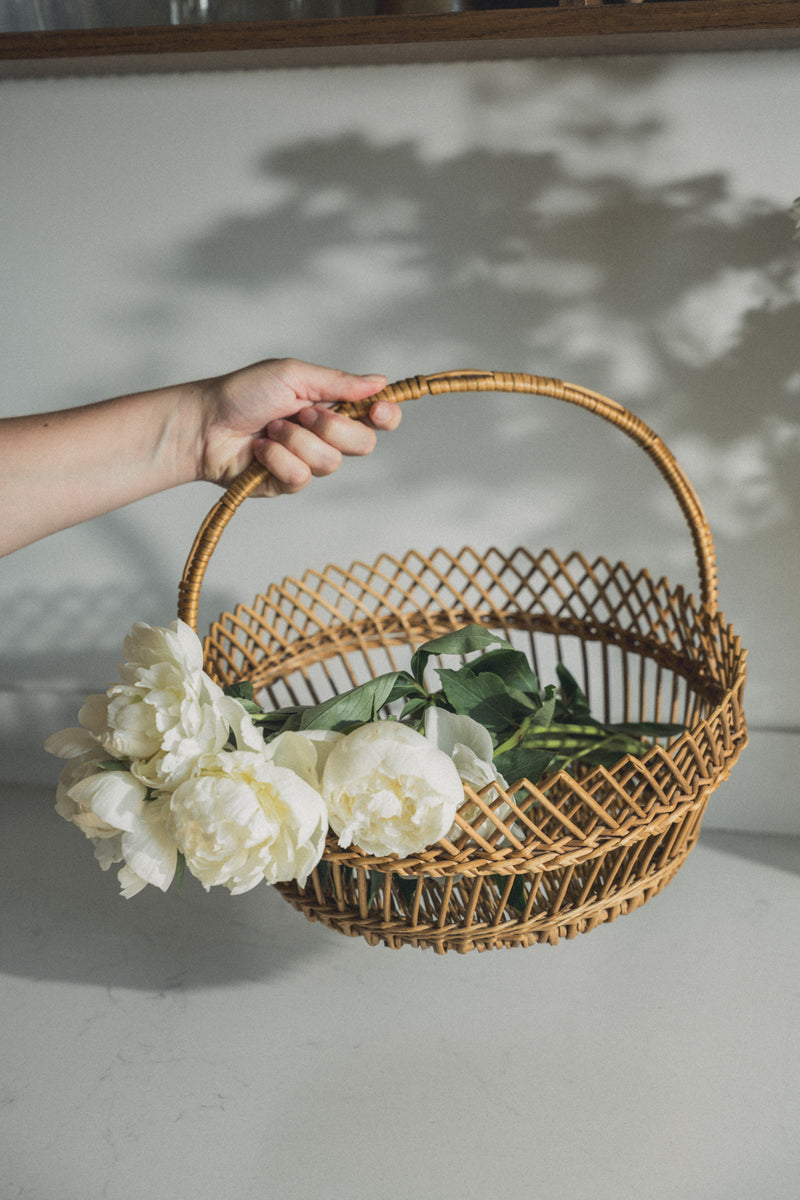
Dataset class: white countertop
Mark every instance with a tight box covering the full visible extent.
[2,783,799,1200]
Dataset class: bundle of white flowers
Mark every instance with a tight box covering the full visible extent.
[47,619,680,899]
[46,622,330,896]
[46,621,497,896]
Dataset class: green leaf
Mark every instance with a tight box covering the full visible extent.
[258,706,308,739]
[316,861,331,892]
[531,684,558,728]
[539,729,650,776]
[398,695,430,725]
[470,693,527,738]
[493,874,529,913]
[493,745,557,788]
[434,668,518,732]
[489,685,558,759]
[609,721,686,739]
[410,624,511,684]
[394,875,419,908]
[88,758,131,773]
[468,647,541,698]
[555,664,591,719]
[224,679,278,722]
[174,851,186,894]
[298,671,420,732]
[367,870,384,908]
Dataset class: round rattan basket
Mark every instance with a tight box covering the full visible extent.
[178,370,747,953]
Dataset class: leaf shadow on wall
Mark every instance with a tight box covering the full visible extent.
[167,126,800,549]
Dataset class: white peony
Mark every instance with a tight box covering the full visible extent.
[423,707,511,842]
[44,727,177,897]
[167,749,328,893]
[321,721,464,858]
[78,620,262,791]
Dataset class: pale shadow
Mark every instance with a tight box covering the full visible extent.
[0,782,335,989]
[701,828,800,878]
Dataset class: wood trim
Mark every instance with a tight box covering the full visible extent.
[2,0,799,74]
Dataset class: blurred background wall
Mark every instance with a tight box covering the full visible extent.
[1,49,798,830]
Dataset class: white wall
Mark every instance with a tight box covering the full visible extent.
[2,50,798,830]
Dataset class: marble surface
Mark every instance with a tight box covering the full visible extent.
[2,783,799,1200]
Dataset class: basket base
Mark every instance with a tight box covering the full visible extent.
[276,812,702,953]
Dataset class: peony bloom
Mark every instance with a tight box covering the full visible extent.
[322,721,464,857]
[423,707,510,842]
[167,749,328,893]
[44,727,177,897]
[78,620,262,791]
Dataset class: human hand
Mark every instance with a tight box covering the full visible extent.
[196,357,400,497]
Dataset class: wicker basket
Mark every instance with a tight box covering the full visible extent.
[178,370,747,953]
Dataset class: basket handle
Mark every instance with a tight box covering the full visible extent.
[178,369,718,628]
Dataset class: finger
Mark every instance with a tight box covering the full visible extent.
[252,437,313,496]
[264,418,344,478]
[294,407,378,457]
[366,399,402,431]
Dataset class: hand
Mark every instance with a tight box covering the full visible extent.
[197,357,400,497]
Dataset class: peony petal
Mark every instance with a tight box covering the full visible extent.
[93,833,124,870]
[451,743,499,791]
[225,871,267,896]
[220,694,264,753]
[78,693,111,739]
[265,731,324,789]
[120,798,177,892]
[117,865,149,898]
[304,729,343,779]
[69,770,148,832]
[172,618,205,672]
[44,727,102,760]
[424,707,494,764]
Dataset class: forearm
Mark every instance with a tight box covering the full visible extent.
[0,382,200,556]
[0,358,397,557]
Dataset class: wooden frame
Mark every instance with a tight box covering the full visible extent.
[2,0,799,74]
